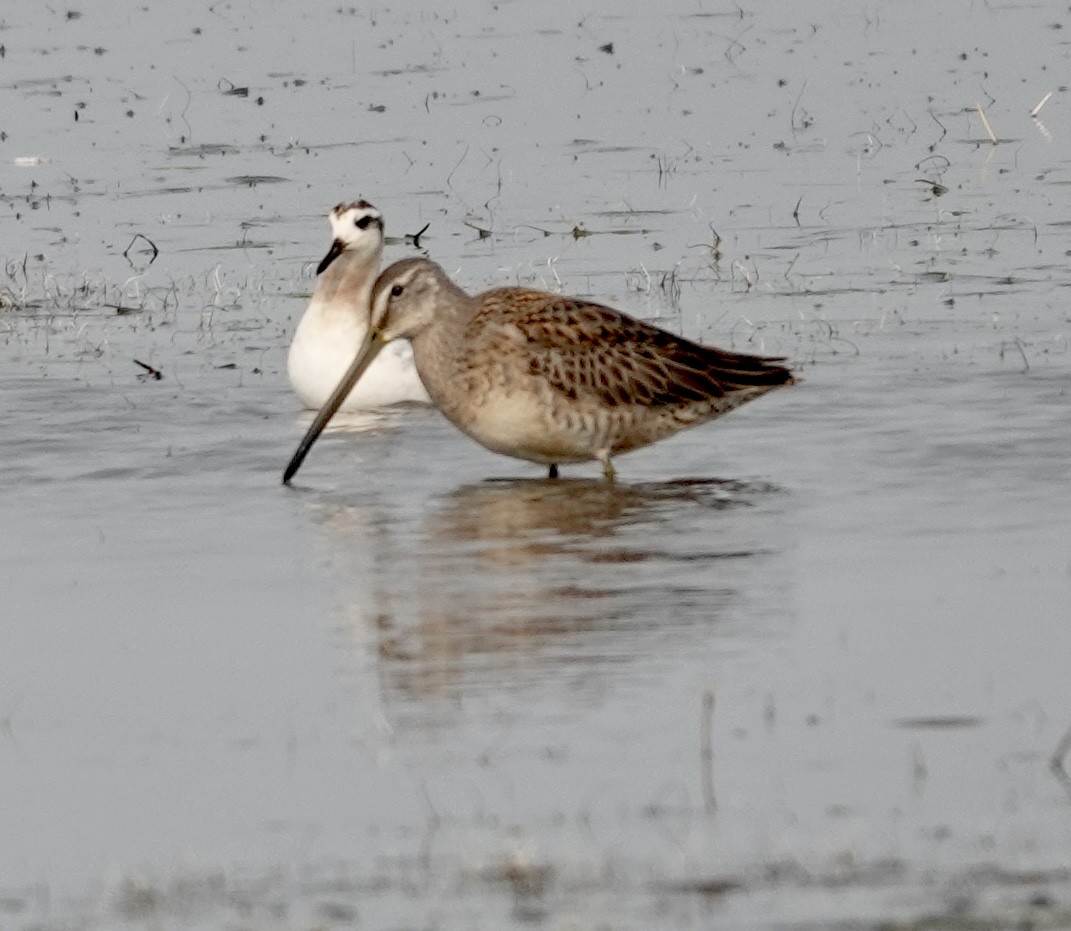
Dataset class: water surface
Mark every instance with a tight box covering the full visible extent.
[2,1,1070,927]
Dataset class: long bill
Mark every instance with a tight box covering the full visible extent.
[282,328,384,484]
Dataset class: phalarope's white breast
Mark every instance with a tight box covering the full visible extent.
[287,200,430,411]
[284,258,797,484]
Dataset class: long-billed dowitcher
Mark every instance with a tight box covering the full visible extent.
[287,200,429,410]
[284,258,796,483]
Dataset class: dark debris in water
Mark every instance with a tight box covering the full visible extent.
[891,715,985,730]
[224,175,288,187]
[122,233,159,266]
[656,876,744,897]
[372,64,444,76]
[167,143,238,157]
[180,239,277,252]
[133,359,163,380]
[117,185,199,199]
[217,78,249,97]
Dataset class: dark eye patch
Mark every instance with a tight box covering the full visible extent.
[355,215,372,229]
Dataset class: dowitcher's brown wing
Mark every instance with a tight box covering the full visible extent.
[472,289,795,409]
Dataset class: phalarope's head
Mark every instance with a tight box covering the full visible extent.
[316,199,384,275]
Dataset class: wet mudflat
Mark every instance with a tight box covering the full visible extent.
[2,0,1070,928]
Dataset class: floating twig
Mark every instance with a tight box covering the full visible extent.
[783,252,799,281]
[999,338,1030,373]
[134,359,163,380]
[1030,91,1054,118]
[790,78,809,133]
[173,76,193,139]
[975,102,998,144]
[406,222,430,248]
[916,154,950,173]
[721,23,751,65]
[927,108,947,152]
[688,226,721,265]
[446,143,470,190]
[708,226,722,261]
[463,220,491,239]
[218,77,249,97]
[122,233,159,266]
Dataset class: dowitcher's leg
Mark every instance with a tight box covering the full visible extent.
[595,449,615,483]
[548,464,559,479]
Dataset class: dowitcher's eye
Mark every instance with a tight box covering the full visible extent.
[355,215,372,229]
[390,284,404,297]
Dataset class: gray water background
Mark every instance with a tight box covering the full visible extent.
[2,1,1070,927]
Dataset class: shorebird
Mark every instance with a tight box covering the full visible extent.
[287,200,429,410]
[284,258,796,484]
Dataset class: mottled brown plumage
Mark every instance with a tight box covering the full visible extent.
[283,258,796,484]
[475,288,793,407]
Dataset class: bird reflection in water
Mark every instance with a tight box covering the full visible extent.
[429,477,771,560]
[316,477,794,728]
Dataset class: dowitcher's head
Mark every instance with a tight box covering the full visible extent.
[283,258,461,484]
[365,257,460,342]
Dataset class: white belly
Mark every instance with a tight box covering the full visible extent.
[288,300,430,410]
[445,389,600,465]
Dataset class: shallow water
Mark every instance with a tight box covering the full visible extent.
[3,1,1071,928]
